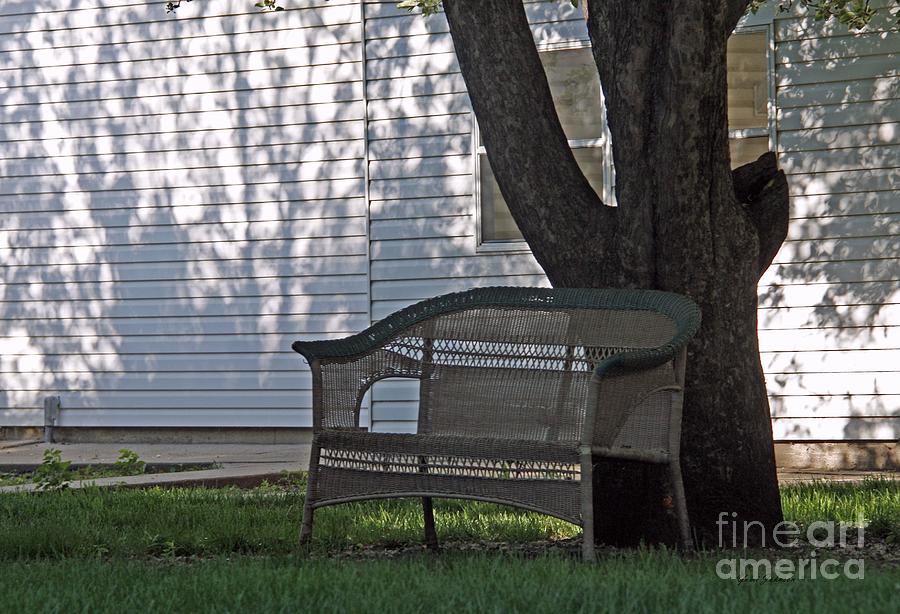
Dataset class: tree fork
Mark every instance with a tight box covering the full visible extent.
[442,0,619,288]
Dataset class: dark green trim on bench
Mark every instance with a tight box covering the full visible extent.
[292,286,701,374]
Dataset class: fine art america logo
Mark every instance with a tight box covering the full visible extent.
[715,512,866,581]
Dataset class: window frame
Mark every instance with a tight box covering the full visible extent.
[473,26,776,250]
[474,41,615,251]
[728,23,777,167]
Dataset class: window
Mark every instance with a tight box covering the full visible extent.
[478,30,774,245]
[478,47,613,244]
[727,29,773,168]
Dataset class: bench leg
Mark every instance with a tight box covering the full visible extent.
[580,452,596,562]
[422,497,439,551]
[299,443,319,547]
[669,460,692,550]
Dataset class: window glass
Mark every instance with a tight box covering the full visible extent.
[727,31,768,131]
[541,49,604,141]
[729,136,769,169]
[481,48,606,242]
[480,148,604,242]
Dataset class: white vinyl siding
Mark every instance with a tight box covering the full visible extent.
[0,1,896,442]
[0,0,368,428]
[750,1,899,441]
[363,0,577,430]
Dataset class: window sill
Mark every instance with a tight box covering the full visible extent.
[476,239,532,254]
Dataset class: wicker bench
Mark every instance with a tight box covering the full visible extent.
[292,287,700,560]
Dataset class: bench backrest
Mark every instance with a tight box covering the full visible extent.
[376,299,681,444]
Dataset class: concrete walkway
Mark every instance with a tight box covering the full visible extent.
[0,441,310,493]
[0,441,896,494]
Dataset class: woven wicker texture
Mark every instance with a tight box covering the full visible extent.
[293,287,701,558]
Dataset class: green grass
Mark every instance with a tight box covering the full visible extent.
[0,477,898,613]
[1,552,897,614]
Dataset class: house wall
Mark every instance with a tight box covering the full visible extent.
[0,1,896,441]
[0,0,370,428]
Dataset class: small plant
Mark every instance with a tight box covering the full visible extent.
[113,449,146,476]
[32,448,72,491]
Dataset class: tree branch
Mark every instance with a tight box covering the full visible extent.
[442,0,618,288]
[733,152,790,277]
[725,0,752,33]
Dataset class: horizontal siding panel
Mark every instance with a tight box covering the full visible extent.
[770,394,899,420]
[1,275,368,303]
[369,176,472,200]
[0,140,365,179]
[366,72,467,100]
[0,177,367,214]
[365,13,449,40]
[780,145,900,174]
[758,280,899,308]
[790,191,900,218]
[761,349,900,374]
[0,6,360,49]
[0,0,358,32]
[775,6,898,41]
[1,26,360,72]
[369,154,471,180]
[371,253,544,281]
[3,294,368,322]
[760,258,900,285]
[777,31,900,63]
[0,409,41,426]
[370,419,417,434]
[776,77,899,108]
[0,99,364,139]
[365,92,470,121]
[368,134,471,161]
[4,390,314,410]
[773,236,899,263]
[784,213,900,240]
[1,353,304,374]
[772,417,899,440]
[370,195,472,220]
[760,303,900,330]
[778,54,898,87]
[367,51,459,80]
[4,255,367,285]
[1,63,362,109]
[372,274,550,304]
[370,236,473,260]
[54,408,313,428]
[2,92,362,143]
[0,122,366,162]
[365,32,456,60]
[1,43,362,89]
[757,326,900,352]
[778,122,899,151]
[367,114,469,139]
[370,215,471,241]
[787,169,899,196]
[777,99,900,131]
[372,401,420,423]
[0,217,366,250]
[1,199,366,232]
[0,79,363,115]
[3,313,368,339]
[0,332,360,356]
[767,372,900,398]
[1,236,368,268]
[0,159,365,196]
[5,370,308,392]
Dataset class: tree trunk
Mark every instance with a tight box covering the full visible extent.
[443,0,787,546]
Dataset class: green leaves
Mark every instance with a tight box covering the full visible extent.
[255,0,285,11]
[750,0,897,31]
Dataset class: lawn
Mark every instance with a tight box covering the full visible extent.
[1,476,898,613]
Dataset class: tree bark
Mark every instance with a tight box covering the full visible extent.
[444,0,785,546]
